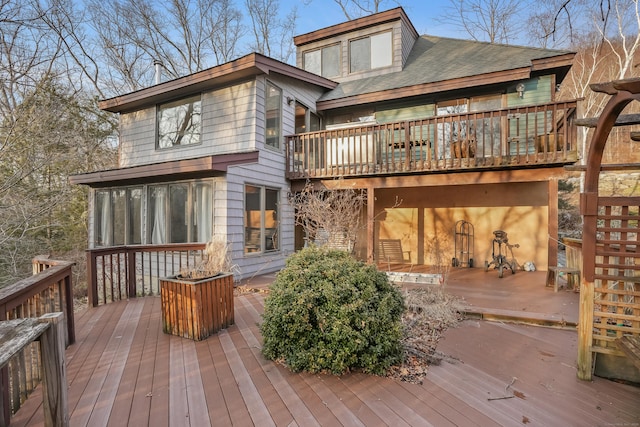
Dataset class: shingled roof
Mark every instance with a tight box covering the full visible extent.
[317,35,574,107]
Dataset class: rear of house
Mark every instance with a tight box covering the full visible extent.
[72,7,578,280]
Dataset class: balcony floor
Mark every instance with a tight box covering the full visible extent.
[11,268,640,426]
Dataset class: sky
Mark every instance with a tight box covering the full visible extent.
[286,0,464,41]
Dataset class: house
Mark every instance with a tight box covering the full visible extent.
[71,7,577,283]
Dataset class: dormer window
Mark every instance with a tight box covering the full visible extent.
[303,44,340,78]
[157,94,202,149]
[349,31,392,73]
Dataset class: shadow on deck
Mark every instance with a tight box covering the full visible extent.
[11,267,639,426]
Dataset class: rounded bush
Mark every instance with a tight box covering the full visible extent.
[260,246,404,375]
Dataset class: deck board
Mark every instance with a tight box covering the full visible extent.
[10,269,640,426]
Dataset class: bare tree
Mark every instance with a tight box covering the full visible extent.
[0,78,116,286]
[246,0,297,63]
[310,0,398,20]
[557,0,640,194]
[289,181,366,252]
[441,0,524,44]
[207,0,245,64]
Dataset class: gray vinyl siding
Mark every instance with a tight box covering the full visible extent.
[118,80,257,168]
[221,74,324,279]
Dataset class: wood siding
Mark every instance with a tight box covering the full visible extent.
[295,20,405,83]
[118,80,257,168]
[223,75,327,279]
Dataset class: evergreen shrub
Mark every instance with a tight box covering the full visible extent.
[260,246,404,375]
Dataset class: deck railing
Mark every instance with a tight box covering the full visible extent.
[86,244,207,307]
[0,257,75,425]
[286,101,578,179]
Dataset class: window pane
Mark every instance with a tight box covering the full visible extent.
[169,184,188,243]
[265,83,281,148]
[157,95,202,149]
[193,182,212,242]
[350,37,370,72]
[295,102,307,134]
[322,44,340,77]
[128,188,142,244]
[149,186,167,244]
[370,32,392,69]
[265,189,278,251]
[112,189,126,245]
[245,185,261,253]
[303,50,321,75]
[95,190,111,247]
[309,112,320,132]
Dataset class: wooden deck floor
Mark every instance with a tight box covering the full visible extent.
[11,269,640,426]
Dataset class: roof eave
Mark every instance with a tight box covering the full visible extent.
[294,7,418,46]
[316,68,533,110]
[99,53,337,114]
[69,151,260,187]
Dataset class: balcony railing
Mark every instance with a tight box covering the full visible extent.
[86,244,207,307]
[1,257,75,425]
[286,101,578,179]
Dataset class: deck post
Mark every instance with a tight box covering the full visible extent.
[367,187,375,263]
[577,278,595,380]
[86,250,98,307]
[548,178,558,269]
[39,312,69,427]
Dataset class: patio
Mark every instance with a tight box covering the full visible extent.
[9,268,640,426]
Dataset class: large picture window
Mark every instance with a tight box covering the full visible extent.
[157,94,202,149]
[350,31,392,73]
[265,82,282,149]
[93,180,212,247]
[303,44,340,78]
[244,185,279,254]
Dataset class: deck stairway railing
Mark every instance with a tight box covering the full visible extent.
[86,244,207,307]
[286,101,578,179]
[0,257,75,425]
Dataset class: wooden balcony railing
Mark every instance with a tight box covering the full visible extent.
[86,244,207,307]
[0,257,75,425]
[286,101,578,179]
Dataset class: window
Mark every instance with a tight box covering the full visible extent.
[303,44,340,78]
[95,182,212,247]
[157,94,202,149]
[94,187,142,246]
[350,31,392,73]
[294,102,320,134]
[244,185,279,254]
[148,181,213,244]
[265,82,282,149]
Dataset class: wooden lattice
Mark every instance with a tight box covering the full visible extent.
[591,197,640,356]
[577,78,640,380]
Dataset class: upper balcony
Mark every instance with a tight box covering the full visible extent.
[286,100,578,180]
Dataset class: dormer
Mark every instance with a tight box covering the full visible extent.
[294,7,419,83]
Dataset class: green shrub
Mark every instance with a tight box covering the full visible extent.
[260,246,404,375]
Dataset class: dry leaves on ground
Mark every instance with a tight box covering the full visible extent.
[387,286,465,384]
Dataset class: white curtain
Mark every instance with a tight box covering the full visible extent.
[97,191,112,246]
[195,183,212,242]
[151,187,166,244]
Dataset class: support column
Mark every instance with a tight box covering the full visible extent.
[548,178,558,269]
[367,186,375,264]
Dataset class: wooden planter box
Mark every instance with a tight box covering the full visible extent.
[160,273,234,341]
